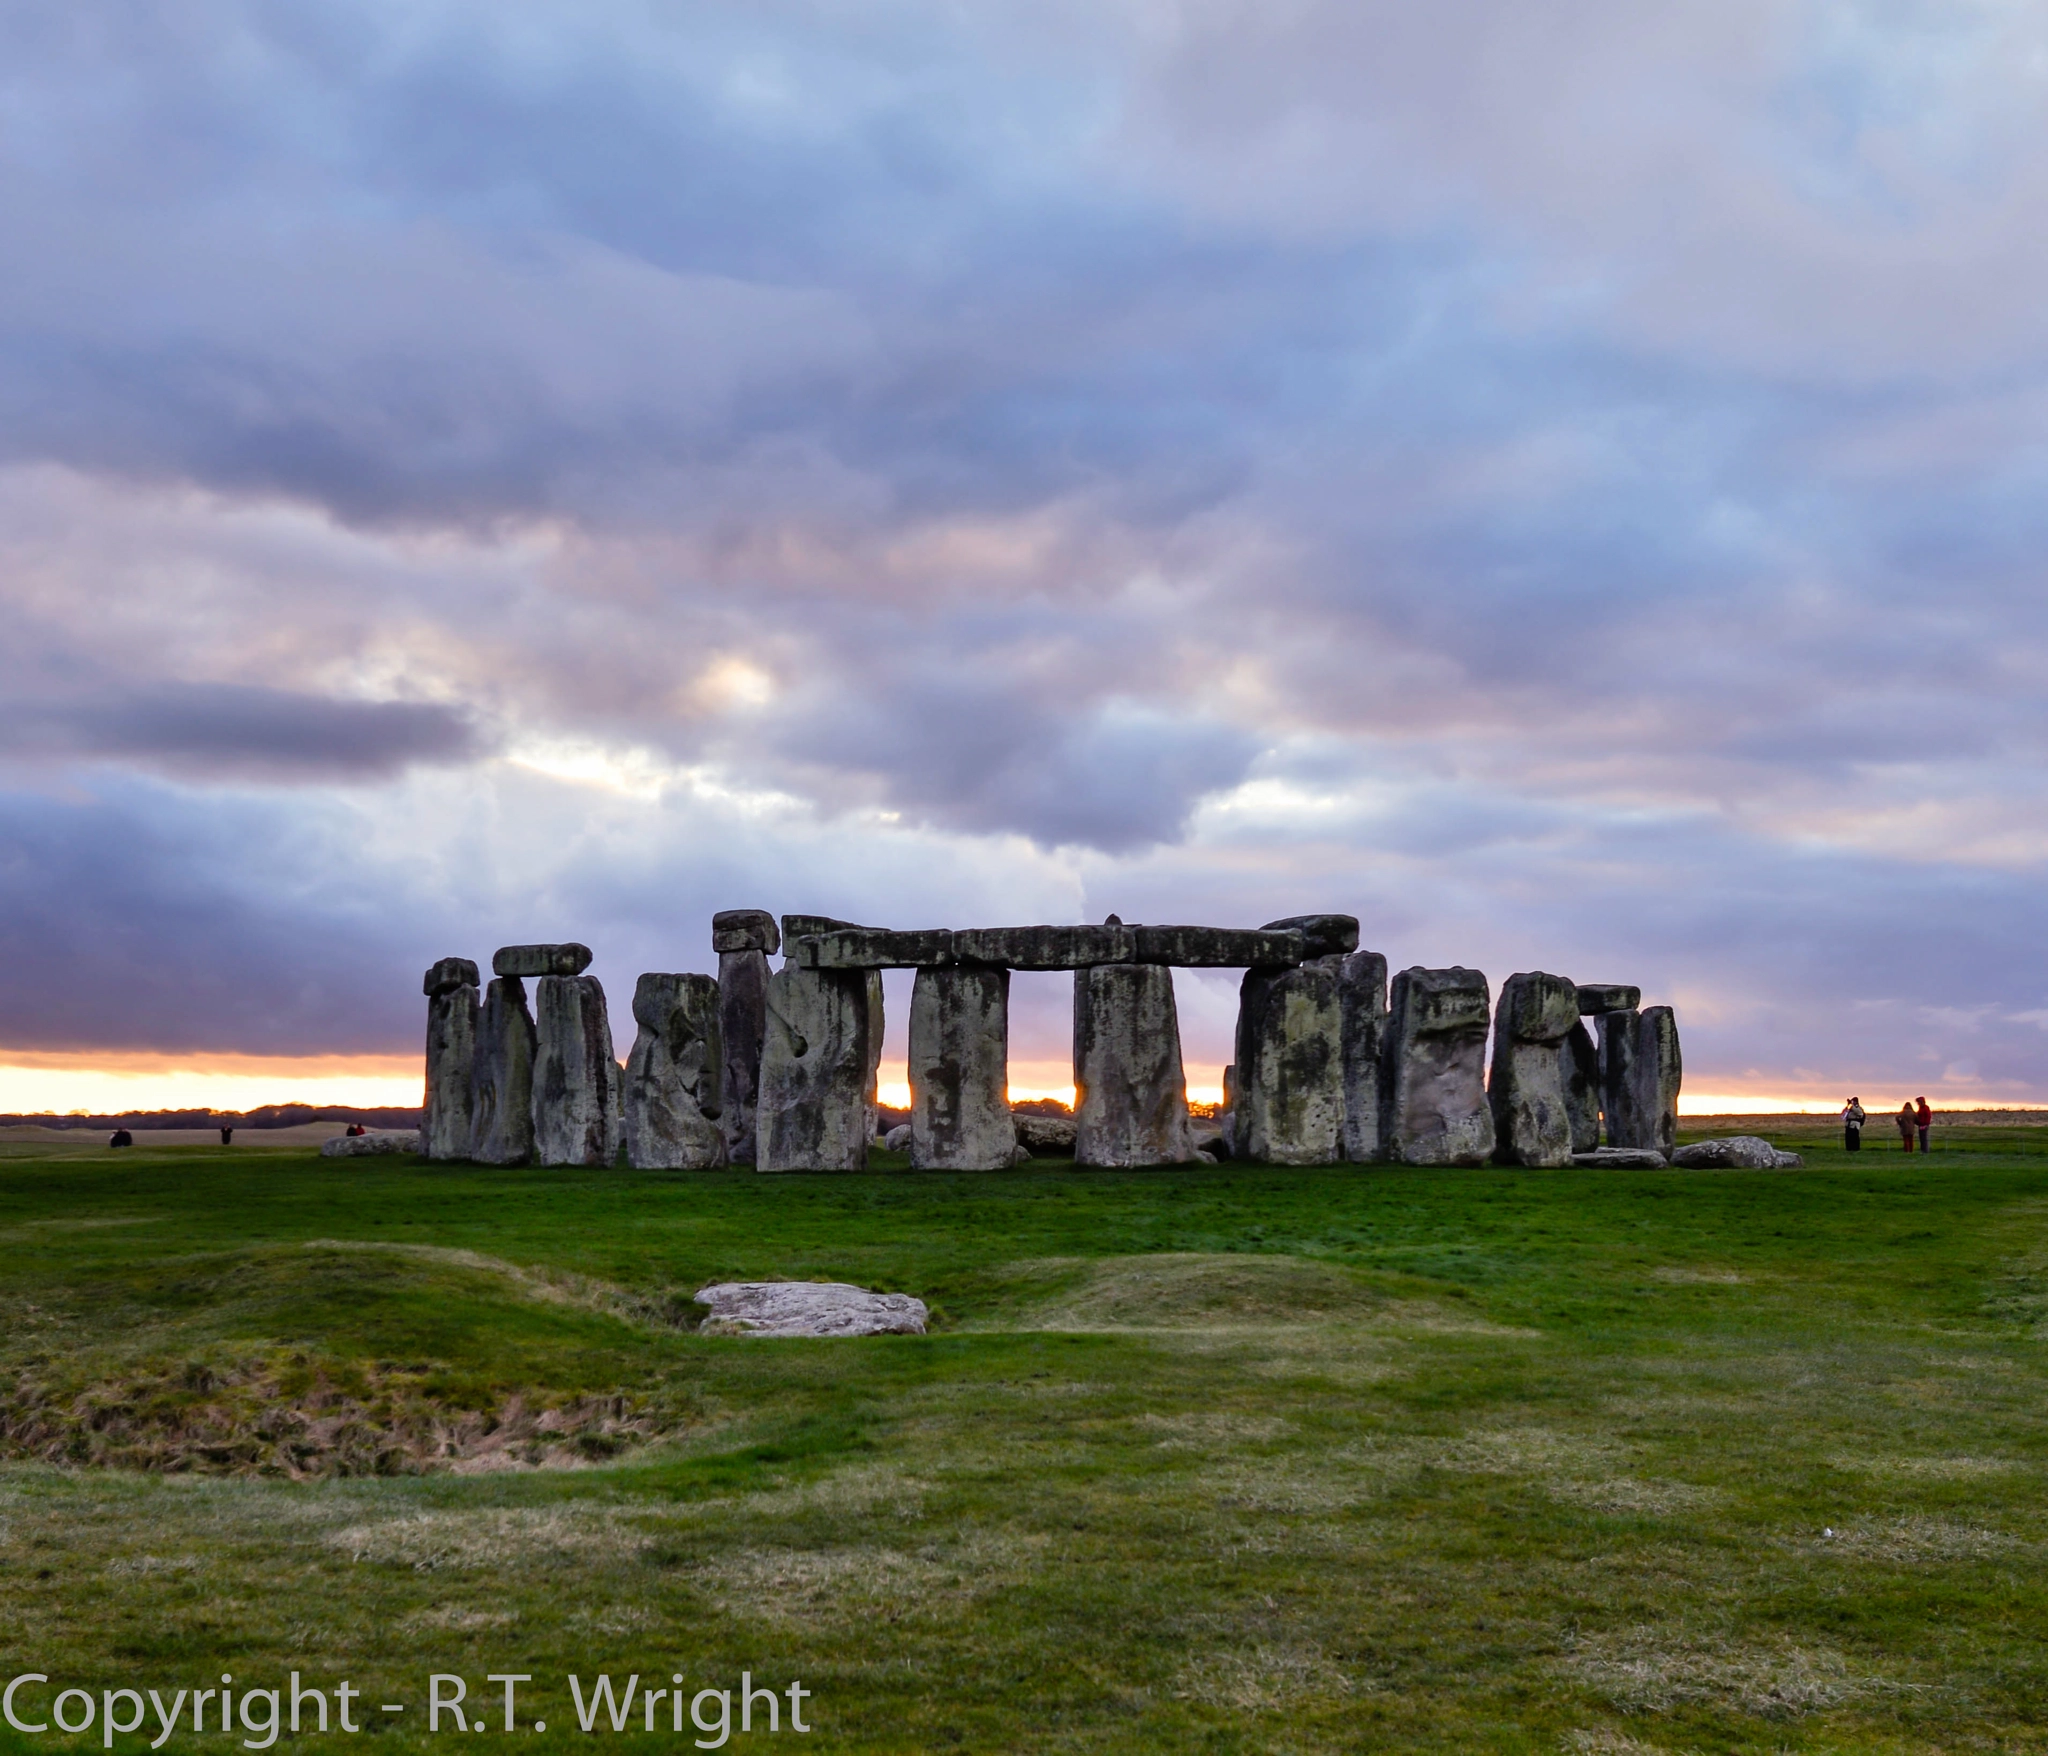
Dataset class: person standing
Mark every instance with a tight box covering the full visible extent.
[1842,1097,1865,1152]
[1896,1101,1916,1151]
[1915,1096,1932,1154]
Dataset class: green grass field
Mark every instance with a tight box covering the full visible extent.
[2,1128,2045,1753]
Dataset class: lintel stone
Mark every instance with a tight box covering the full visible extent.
[1260,915,1361,959]
[711,909,780,955]
[493,943,593,979]
[1576,983,1641,1015]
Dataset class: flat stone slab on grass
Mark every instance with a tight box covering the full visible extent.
[1670,1136,1804,1169]
[320,1131,423,1158]
[695,1281,929,1337]
[1572,1147,1668,1168]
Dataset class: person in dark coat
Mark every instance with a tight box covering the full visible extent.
[1841,1097,1865,1152]
[109,1129,133,1148]
[1895,1102,1916,1151]
[219,1126,234,1146]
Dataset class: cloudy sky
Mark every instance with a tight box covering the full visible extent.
[5,0,2048,1113]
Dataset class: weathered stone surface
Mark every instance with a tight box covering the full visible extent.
[1338,950,1389,1163]
[795,926,956,969]
[1631,1006,1682,1157]
[532,974,619,1167]
[1561,1020,1602,1154]
[1013,1114,1077,1155]
[953,922,1135,969]
[1189,1118,1231,1161]
[1573,1147,1668,1168]
[717,947,771,1164]
[468,977,536,1165]
[863,970,885,1148]
[1670,1136,1801,1169]
[756,966,876,1172]
[1597,1008,1639,1146]
[711,909,780,955]
[1262,914,1361,959]
[1382,967,1496,1166]
[423,956,479,998]
[321,1130,422,1158]
[622,972,725,1170]
[1488,971,1580,1168]
[906,966,1014,1170]
[1235,958,1344,1165]
[1073,963,1198,1167]
[422,981,477,1161]
[694,1281,928,1337]
[493,943,593,979]
[883,1122,913,1152]
[1134,924,1307,967]
[781,914,862,947]
[1576,984,1641,1015]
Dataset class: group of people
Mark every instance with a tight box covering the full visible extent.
[1841,1096,1932,1153]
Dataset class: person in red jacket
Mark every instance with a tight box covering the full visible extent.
[1915,1096,1932,1154]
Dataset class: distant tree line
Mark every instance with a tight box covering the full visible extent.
[4,1104,425,1131]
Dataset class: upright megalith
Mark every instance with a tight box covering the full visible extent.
[533,974,619,1167]
[908,966,1014,1170]
[469,975,537,1165]
[1560,1020,1601,1153]
[757,964,876,1172]
[622,973,724,1170]
[422,957,479,1161]
[1338,950,1389,1163]
[1234,925,1352,1165]
[1074,962,1197,1167]
[1487,971,1580,1166]
[1597,1008,1639,1147]
[1381,967,1496,1166]
[1630,1006,1682,1157]
[713,909,778,1164]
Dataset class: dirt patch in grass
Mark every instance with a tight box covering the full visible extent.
[1,1353,659,1478]
[1173,1641,1360,1711]
[1564,1628,1882,1717]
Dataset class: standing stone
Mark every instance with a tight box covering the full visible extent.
[864,970,886,1145]
[1487,971,1580,1167]
[714,911,779,1164]
[1073,963,1197,1167]
[1338,950,1389,1163]
[468,976,537,1165]
[1381,967,1496,1166]
[756,966,875,1172]
[1560,1020,1602,1153]
[422,958,479,1161]
[1235,958,1344,1165]
[1628,1006,1682,1158]
[533,974,619,1167]
[622,973,725,1170]
[908,966,1014,1170]
[1598,1009,1639,1147]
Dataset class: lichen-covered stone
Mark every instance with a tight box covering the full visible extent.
[1630,1005,1682,1158]
[422,980,477,1161]
[717,946,771,1164]
[1561,1019,1601,1154]
[1073,964,1197,1167]
[694,1281,928,1337]
[1013,1114,1077,1155]
[1487,970,1580,1167]
[1573,1147,1668,1168]
[1670,1135,1798,1169]
[1338,950,1388,1163]
[711,909,780,955]
[908,966,1015,1170]
[622,972,725,1170]
[1597,1007,1639,1147]
[1575,983,1641,1015]
[468,976,536,1165]
[492,943,593,979]
[532,974,619,1167]
[756,966,876,1172]
[321,1130,422,1158]
[423,956,479,998]
[795,926,956,969]
[1261,914,1361,959]
[1133,924,1307,966]
[1382,967,1496,1166]
[1234,958,1344,1165]
[954,922,1135,968]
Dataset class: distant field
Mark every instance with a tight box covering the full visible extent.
[1,1128,2045,1752]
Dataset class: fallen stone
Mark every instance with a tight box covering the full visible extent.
[622,972,725,1170]
[883,1122,913,1151]
[1338,950,1388,1163]
[1133,924,1307,967]
[533,974,619,1167]
[756,966,876,1172]
[493,943,594,979]
[1074,962,1198,1166]
[1670,1136,1802,1169]
[1560,1020,1602,1155]
[1576,984,1641,1015]
[1234,957,1343,1165]
[1382,967,1496,1166]
[1196,1141,1227,1164]
[694,1281,928,1338]
[1572,1147,1668,1168]
[1488,971,1580,1168]
[1262,914,1362,959]
[1013,1114,1077,1155]
[908,965,1014,1169]
[422,977,478,1162]
[718,944,771,1165]
[423,956,479,998]
[1189,1119,1231,1161]
[468,977,536,1165]
[321,1130,422,1158]
[711,909,780,955]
